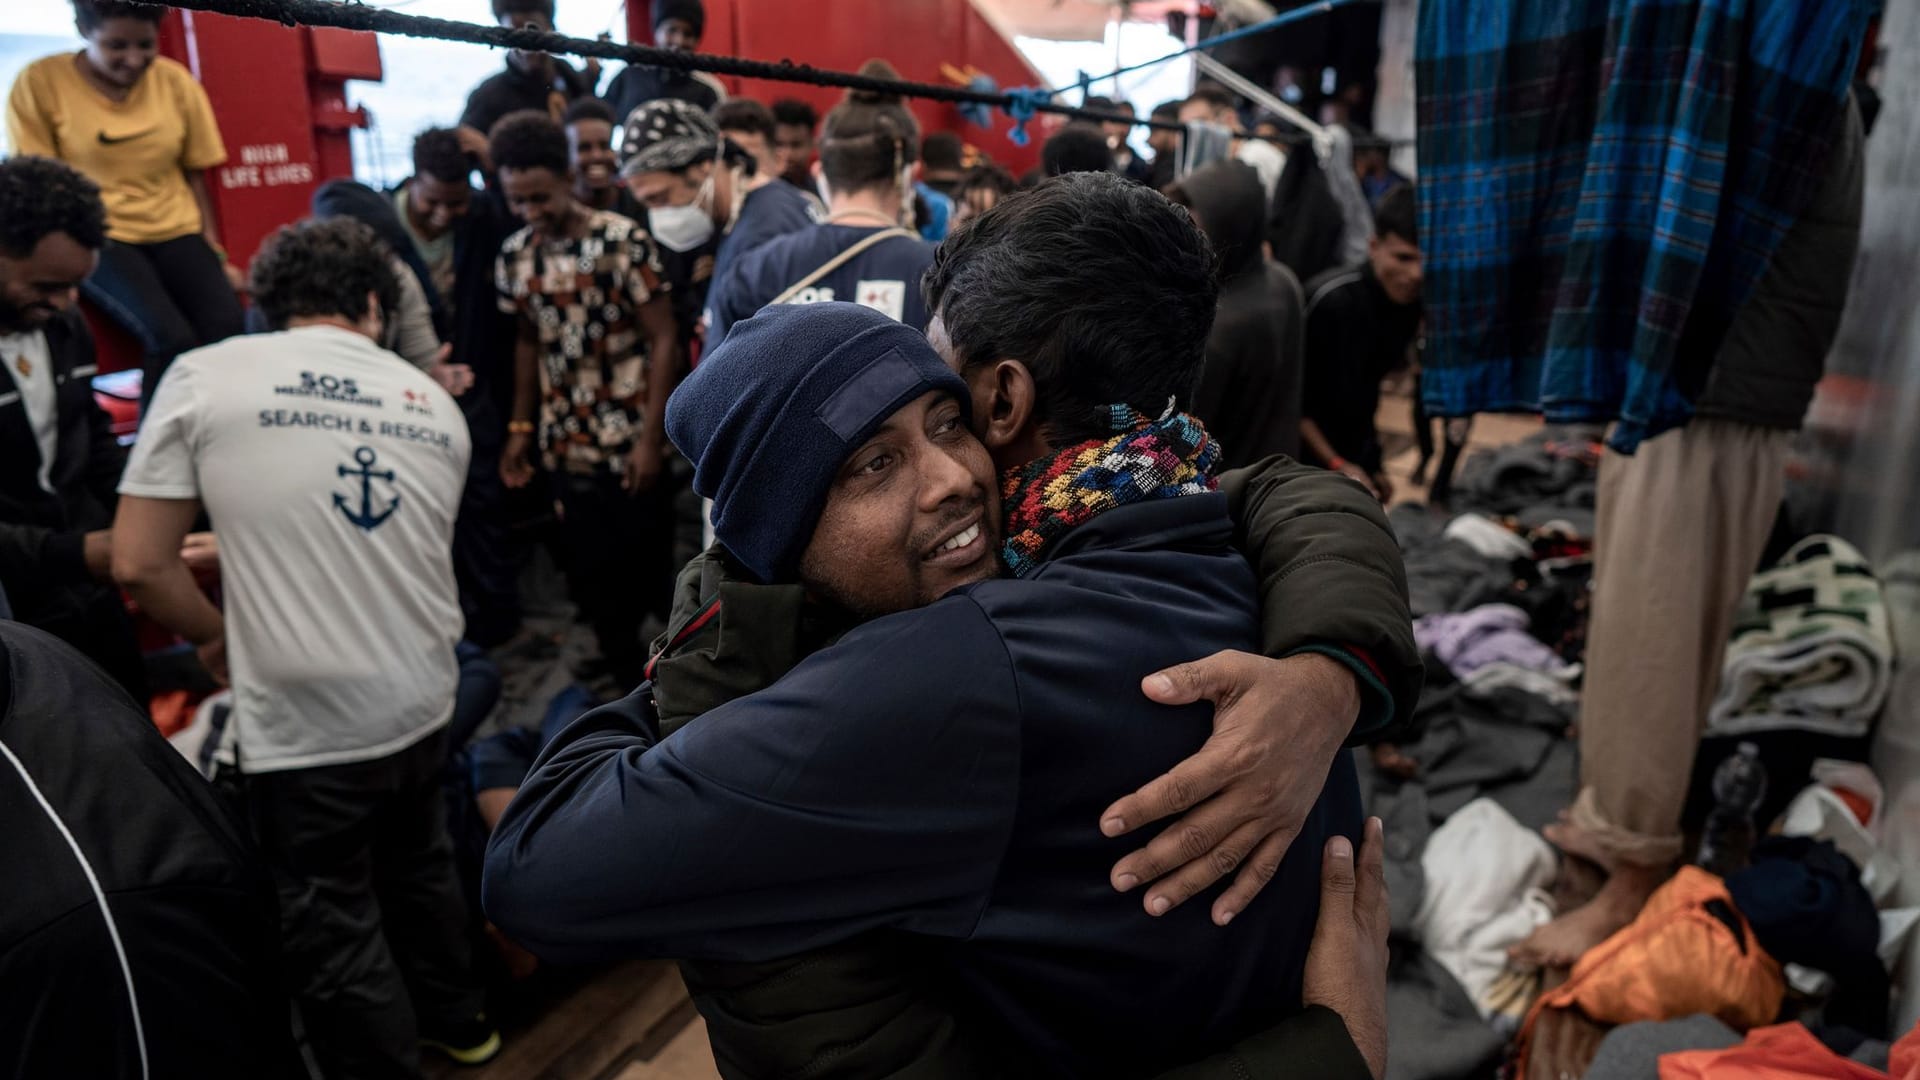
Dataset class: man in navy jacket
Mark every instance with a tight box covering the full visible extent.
[487,179,1368,1075]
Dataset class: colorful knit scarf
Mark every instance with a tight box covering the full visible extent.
[1000,403,1220,578]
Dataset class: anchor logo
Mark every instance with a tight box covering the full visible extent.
[333,446,401,531]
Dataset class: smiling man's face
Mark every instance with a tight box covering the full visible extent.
[798,390,1003,619]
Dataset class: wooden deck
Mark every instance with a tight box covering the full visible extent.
[425,961,721,1080]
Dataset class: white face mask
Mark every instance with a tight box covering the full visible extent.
[651,169,715,252]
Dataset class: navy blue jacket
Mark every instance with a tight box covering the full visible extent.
[707,224,937,343]
[484,494,1362,1077]
[709,180,821,303]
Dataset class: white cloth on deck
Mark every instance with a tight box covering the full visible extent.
[1411,798,1557,1029]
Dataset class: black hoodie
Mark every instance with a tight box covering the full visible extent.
[1182,161,1307,469]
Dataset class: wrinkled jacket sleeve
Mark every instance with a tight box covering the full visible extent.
[0,522,89,595]
[1221,456,1420,742]
[482,596,1022,966]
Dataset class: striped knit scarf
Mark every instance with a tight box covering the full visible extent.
[1000,403,1220,579]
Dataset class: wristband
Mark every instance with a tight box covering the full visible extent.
[507,420,536,435]
[1328,456,1349,472]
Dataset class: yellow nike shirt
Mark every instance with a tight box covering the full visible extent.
[6,53,228,245]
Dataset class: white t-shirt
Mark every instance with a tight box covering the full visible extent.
[0,331,57,493]
[120,324,472,773]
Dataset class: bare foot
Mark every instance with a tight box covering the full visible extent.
[1542,818,1618,873]
[1509,863,1662,970]
[1369,742,1420,780]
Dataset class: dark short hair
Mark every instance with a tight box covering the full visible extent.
[1040,123,1114,178]
[713,99,776,141]
[490,0,555,20]
[1186,84,1236,115]
[921,131,964,172]
[654,0,704,35]
[411,127,470,185]
[954,163,1015,200]
[1374,182,1417,246]
[249,218,399,331]
[924,172,1217,444]
[72,0,163,33]
[563,97,616,127]
[820,61,920,192]
[770,98,818,130]
[1149,99,1183,123]
[489,110,569,176]
[0,156,107,257]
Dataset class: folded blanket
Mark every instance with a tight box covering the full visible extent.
[1708,535,1892,739]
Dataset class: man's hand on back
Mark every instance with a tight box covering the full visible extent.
[1102,650,1360,925]
[1304,817,1389,1080]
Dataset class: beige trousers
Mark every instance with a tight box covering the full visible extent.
[1570,418,1791,867]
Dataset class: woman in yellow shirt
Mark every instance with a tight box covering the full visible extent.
[6,0,245,410]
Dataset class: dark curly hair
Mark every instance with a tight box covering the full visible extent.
[562,97,616,127]
[0,156,107,257]
[953,163,1015,202]
[770,98,817,131]
[411,127,470,185]
[924,171,1217,444]
[73,0,163,33]
[249,218,399,331]
[714,99,776,143]
[488,110,569,177]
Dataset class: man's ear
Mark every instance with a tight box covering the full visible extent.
[981,358,1038,454]
[361,290,385,339]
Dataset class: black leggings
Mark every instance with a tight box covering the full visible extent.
[82,235,244,412]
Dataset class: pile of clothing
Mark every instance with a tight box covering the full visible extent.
[1368,433,1604,1080]
[1532,789,1920,1078]
[1368,439,1920,1078]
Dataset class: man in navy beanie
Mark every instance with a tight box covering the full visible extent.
[486,287,1382,1076]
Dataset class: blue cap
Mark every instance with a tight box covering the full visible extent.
[665,303,972,583]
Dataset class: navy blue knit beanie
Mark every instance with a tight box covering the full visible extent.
[666,303,972,584]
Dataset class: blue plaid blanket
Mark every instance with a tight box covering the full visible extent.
[1415,0,1870,451]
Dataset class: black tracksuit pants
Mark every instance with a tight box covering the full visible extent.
[244,729,483,1080]
[555,470,676,690]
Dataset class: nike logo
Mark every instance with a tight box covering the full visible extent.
[97,129,155,145]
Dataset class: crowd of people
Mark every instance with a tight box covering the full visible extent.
[0,0,1435,1076]
[2,0,1904,1077]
